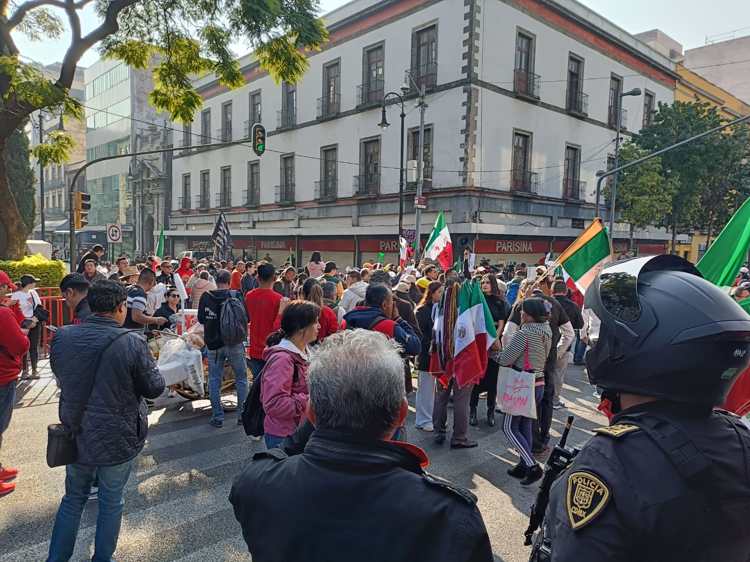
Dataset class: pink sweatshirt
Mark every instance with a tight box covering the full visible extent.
[260,340,309,438]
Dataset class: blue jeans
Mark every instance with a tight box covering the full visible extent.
[207,343,249,423]
[0,380,16,466]
[47,460,134,562]
[264,434,285,449]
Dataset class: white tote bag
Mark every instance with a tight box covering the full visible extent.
[497,342,537,419]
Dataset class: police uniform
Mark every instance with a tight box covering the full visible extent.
[530,255,750,562]
[534,402,750,561]
[229,428,493,562]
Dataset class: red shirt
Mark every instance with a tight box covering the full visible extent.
[230,270,242,291]
[0,306,30,385]
[318,305,340,341]
[245,288,283,359]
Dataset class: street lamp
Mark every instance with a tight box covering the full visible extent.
[379,92,406,237]
[608,87,641,238]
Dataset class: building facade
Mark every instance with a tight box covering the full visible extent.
[84,58,171,258]
[685,35,750,105]
[28,62,86,249]
[167,0,677,266]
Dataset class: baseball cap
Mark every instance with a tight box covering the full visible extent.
[19,274,40,287]
[59,273,90,291]
[0,270,15,290]
[416,277,430,290]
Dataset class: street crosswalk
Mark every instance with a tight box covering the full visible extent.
[0,361,604,562]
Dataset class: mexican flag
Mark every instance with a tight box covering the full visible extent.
[399,236,409,268]
[424,211,453,271]
[451,280,498,388]
[556,218,611,292]
[697,196,750,291]
[155,227,165,259]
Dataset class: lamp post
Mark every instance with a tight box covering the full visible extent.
[608,87,641,238]
[378,92,407,237]
[403,70,427,262]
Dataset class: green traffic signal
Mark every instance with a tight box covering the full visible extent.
[252,123,266,157]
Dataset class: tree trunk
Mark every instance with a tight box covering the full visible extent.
[705,213,714,251]
[670,222,677,255]
[0,138,30,259]
[629,223,636,254]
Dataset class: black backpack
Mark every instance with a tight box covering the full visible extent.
[219,290,248,345]
[241,363,299,438]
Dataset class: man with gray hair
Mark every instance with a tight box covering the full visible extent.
[230,329,492,562]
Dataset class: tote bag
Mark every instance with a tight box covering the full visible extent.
[497,341,537,419]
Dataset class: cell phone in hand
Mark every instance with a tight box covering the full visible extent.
[46,325,58,333]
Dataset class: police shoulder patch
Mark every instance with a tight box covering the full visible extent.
[566,471,611,531]
[422,471,477,504]
[594,423,640,439]
[252,448,288,462]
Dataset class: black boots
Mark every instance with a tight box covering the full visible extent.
[507,461,527,479]
[469,408,478,426]
[487,410,495,427]
[521,464,543,486]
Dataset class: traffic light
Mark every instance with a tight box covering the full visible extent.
[252,123,266,157]
[74,191,91,230]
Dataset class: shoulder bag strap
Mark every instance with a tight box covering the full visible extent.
[70,330,133,433]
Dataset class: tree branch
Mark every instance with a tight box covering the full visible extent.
[64,0,80,41]
[7,0,66,29]
[56,0,139,89]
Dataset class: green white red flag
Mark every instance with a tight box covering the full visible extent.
[556,218,611,293]
[424,211,453,271]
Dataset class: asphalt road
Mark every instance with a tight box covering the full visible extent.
[0,360,605,562]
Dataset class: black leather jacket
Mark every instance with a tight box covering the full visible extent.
[50,314,165,466]
[230,429,493,562]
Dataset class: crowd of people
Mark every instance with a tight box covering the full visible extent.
[2,244,748,561]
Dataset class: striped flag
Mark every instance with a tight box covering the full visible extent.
[556,218,611,293]
[424,211,453,271]
[452,280,498,388]
[211,212,233,261]
[399,236,409,268]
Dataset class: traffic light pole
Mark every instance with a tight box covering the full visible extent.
[67,138,250,270]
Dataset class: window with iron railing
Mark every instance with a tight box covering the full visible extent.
[563,145,583,200]
[221,101,232,142]
[246,161,260,207]
[608,75,623,128]
[360,44,384,106]
[566,56,587,115]
[276,155,295,204]
[407,125,433,190]
[318,61,340,119]
[356,139,380,196]
[514,31,539,99]
[182,122,192,151]
[510,131,535,192]
[411,26,438,92]
[317,146,338,201]
[279,83,297,129]
[200,109,211,144]
[181,173,191,210]
[219,166,231,207]
[198,170,210,208]
[250,91,262,126]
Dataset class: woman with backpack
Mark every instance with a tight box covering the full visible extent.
[260,301,320,449]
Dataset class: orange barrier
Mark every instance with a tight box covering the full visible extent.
[38,291,69,358]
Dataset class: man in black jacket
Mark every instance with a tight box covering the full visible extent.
[551,280,584,409]
[230,329,493,562]
[75,244,105,274]
[48,280,165,561]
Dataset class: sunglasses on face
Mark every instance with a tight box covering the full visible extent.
[167,293,179,298]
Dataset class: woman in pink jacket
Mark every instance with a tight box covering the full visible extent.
[260,300,320,449]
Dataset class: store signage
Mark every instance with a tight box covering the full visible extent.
[474,239,549,254]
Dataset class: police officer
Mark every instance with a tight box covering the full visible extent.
[532,255,750,562]
[230,329,493,562]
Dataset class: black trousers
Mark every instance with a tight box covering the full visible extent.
[533,357,555,448]
[470,359,500,412]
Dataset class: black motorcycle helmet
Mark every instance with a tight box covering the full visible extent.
[585,255,750,407]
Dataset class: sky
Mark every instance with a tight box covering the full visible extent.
[12,0,750,69]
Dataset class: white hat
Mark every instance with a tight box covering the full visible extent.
[741,267,749,274]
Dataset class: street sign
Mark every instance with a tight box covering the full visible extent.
[414,196,427,210]
[106,223,122,243]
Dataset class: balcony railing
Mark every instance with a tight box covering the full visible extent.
[608,106,628,130]
[277,107,296,130]
[356,80,384,107]
[178,196,191,211]
[275,183,295,206]
[567,90,589,116]
[514,68,541,100]
[215,191,231,208]
[353,173,380,197]
[195,193,210,210]
[216,127,232,143]
[243,188,260,208]
[314,177,337,202]
[405,165,433,191]
[317,94,341,120]
[563,178,586,201]
[510,170,539,193]
[410,62,438,92]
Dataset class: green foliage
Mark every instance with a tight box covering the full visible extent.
[0,254,66,288]
[6,127,35,231]
[31,129,75,166]
[14,7,64,41]
[604,141,675,230]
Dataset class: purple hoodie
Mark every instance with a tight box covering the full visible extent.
[260,340,309,437]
